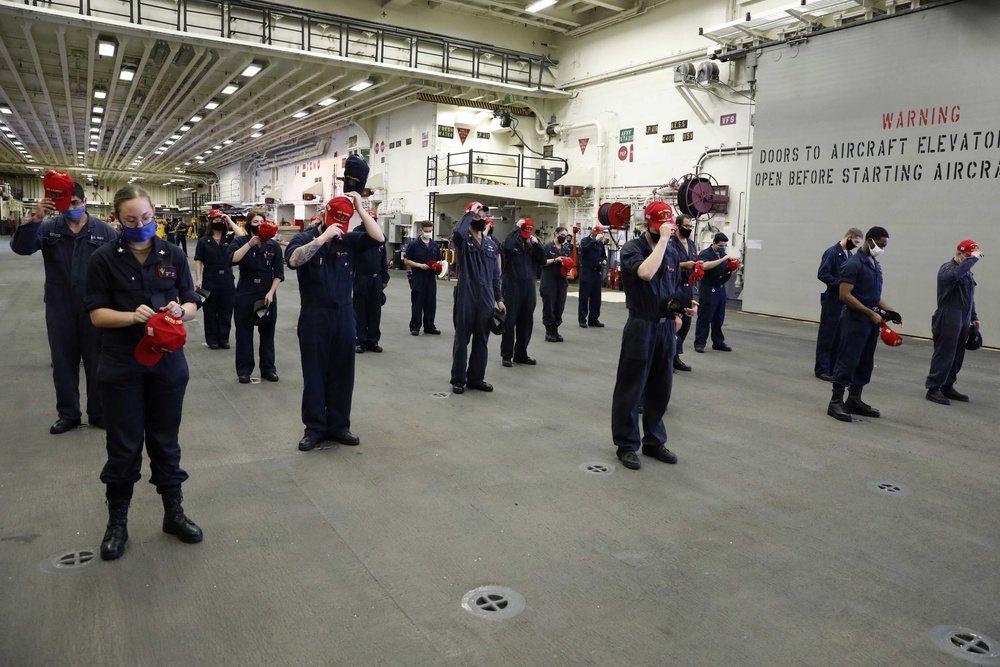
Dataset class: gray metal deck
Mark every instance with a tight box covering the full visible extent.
[1,241,997,666]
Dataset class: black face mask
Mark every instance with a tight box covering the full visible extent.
[211,222,225,231]
[248,224,260,236]
[845,239,856,251]
[557,235,567,244]
[648,230,661,243]
[677,227,692,238]
[470,218,486,232]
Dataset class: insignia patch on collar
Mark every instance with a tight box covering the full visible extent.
[157,266,177,279]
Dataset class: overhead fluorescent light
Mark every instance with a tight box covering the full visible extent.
[92,106,104,114]
[204,150,213,154]
[251,122,264,129]
[12,140,21,146]
[180,125,191,131]
[221,84,238,95]
[90,128,100,134]
[241,60,265,77]
[525,0,557,11]
[213,145,222,149]
[250,132,262,138]
[97,36,117,58]
[91,116,101,124]
[184,162,191,165]
[349,79,373,92]
[190,115,202,123]
[119,67,135,82]
[0,106,12,114]
[223,139,234,144]
[164,140,175,145]
[154,149,165,154]
[170,134,181,140]
[93,88,107,99]
[292,110,308,118]
[204,101,219,110]
[88,148,97,152]
[318,97,337,107]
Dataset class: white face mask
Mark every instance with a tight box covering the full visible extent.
[869,241,884,258]
[423,231,432,240]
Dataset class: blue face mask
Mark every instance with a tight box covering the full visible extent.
[62,208,85,222]
[717,246,727,255]
[121,220,158,243]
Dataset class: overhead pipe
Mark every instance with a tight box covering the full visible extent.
[559,48,706,91]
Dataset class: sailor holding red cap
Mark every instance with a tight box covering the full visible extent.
[578,224,609,327]
[611,202,696,471]
[11,170,116,434]
[540,225,574,342]
[666,213,701,372]
[351,208,390,354]
[403,220,443,335]
[500,218,546,366]
[692,232,740,354]
[827,226,903,422]
[449,202,505,394]
[194,210,245,350]
[924,239,984,405]
[285,191,385,452]
[229,209,284,384]
[83,185,203,560]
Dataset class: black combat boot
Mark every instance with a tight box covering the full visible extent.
[159,485,204,544]
[844,387,880,418]
[827,385,853,422]
[100,484,133,561]
[553,327,564,342]
[544,326,558,342]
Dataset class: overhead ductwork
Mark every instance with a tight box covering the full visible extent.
[259,139,330,169]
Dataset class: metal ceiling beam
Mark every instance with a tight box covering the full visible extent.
[381,0,416,7]
[16,23,59,159]
[102,38,155,170]
[55,28,79,160]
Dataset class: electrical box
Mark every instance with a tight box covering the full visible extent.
[387,213,412,244]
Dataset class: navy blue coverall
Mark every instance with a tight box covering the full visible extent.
[611,237,682,456]
[694,247,734,349]
[831,252,883,389]
[11,214,117,424]
[667,234,697,355]
[540,240,572,332]
[925,256,978,391]
[286,227,380,439]
[351,223,390,348]
[500,229,546,361]
[450,212,502,387]
[194,232,236,347]
[83,235,197,488]
[815,242,851,375]
[403,236,442,333]
[577,235,607,325]
[229,236,284,377]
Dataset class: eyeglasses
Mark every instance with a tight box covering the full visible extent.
[121,214,155,227]
[69,199,84,208]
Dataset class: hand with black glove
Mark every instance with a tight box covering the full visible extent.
[884,310,903,325]
[660,292,693,317]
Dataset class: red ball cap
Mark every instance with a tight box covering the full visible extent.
[325,196,354,230]
[958,239,979,255]
[594,224,606,233]
[880,323,902,347]
[517,218,534,238]
[427,260,442,273]
[134,313,187,366]
[726,257,740,271]
[466,201,484,213]
[643,201,674,231]
[688,261,706,286]
[366,209,378,220]
[258,220,278,242]
[42,170,75,211]
[208,209,224,219]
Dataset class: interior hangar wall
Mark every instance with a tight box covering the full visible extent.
[551,0,754,243]
[741,0,999,338]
